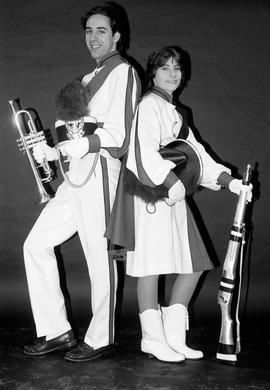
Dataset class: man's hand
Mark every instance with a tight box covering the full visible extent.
[33,143,57,164]
[60,138,89,159]
[229,179,253,202]
[166,180,186,206]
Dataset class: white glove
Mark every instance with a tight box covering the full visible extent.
[60,137,89,159]
[166,180,186,206]
[33,143,57,164]
[228,179,253,203]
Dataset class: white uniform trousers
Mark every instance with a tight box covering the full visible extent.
[23,155,119,349]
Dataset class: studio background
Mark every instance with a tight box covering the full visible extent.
[0,0,269,334]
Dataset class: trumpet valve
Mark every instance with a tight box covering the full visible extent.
[24,131,46,149]
[16,138,25,152]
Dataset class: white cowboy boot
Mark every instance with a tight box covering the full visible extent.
[162,304,203,359]
[139,309,185,363]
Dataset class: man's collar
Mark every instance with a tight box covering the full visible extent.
[96,51,120,68]
[150,86,173,103]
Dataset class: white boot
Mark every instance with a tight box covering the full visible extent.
[139,309,185,363]
[162,304,204,359]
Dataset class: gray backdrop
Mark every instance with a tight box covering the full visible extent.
[0,0,269,329]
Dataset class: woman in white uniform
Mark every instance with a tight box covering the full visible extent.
[125,46,252,363]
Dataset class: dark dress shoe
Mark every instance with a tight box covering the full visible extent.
[24,330,76,356]
[64,342,115,362]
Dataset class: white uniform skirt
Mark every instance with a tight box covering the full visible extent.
[126,196,213,277]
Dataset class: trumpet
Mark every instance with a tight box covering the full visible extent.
[9,98,54,204]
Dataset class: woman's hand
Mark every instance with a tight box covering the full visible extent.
[228,179,253,202]
[166,180,186,206]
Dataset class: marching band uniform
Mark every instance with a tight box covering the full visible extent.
[123,83,253,363]
[24,51,140,355]
[125,87,231,277]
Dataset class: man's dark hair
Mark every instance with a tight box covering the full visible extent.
[146,46,191,91]
[80,1,130,53]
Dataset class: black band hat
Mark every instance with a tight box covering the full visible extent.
[54,80,97,146]
[55,117,97,146]
[125,138,202,203]
[159,138,202,196]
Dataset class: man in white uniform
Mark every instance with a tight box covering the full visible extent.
[23,2,140,362]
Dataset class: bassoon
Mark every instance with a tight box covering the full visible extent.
[216,164,252,364]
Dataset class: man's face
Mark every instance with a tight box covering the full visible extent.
[85,14,120,62]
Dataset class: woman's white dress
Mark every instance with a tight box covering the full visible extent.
[126,90,231,277]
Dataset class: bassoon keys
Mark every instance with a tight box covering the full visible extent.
[216,164,252,364]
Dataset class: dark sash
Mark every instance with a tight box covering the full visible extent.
[84,52,126,101]
[131,88,190,191]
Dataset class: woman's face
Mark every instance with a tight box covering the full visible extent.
[153,57,182,95]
